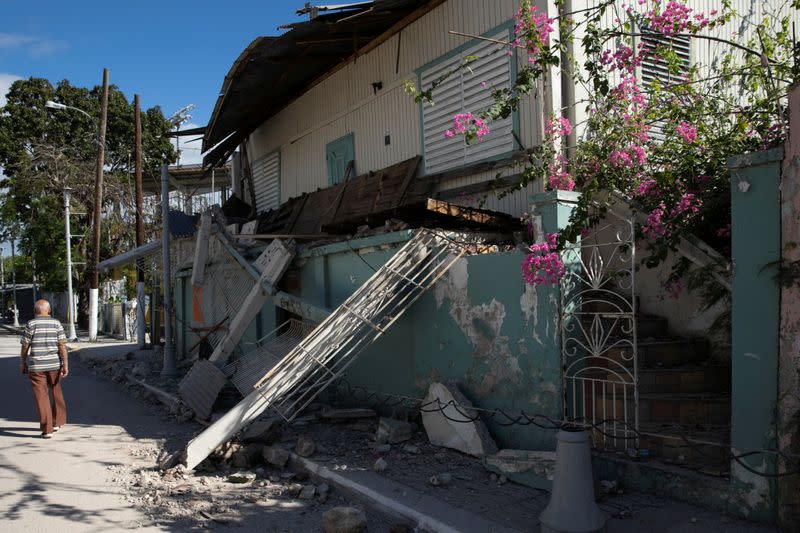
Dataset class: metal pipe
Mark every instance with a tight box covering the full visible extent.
[64,189,77,340]
[161,164,176,375]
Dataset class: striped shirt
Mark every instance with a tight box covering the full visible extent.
[21,317,67,372]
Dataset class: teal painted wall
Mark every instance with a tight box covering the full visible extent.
[728,147,783,521]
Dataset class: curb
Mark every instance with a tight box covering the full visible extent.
[289,453,522,533]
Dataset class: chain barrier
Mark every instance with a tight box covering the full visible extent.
[329,378,800,478]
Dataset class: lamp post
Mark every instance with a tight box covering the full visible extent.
[63,189,78,340]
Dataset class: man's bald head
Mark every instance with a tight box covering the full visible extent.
[34,299,51,316]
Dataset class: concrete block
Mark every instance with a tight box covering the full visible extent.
[375,417,414,444]
[421,382,498,457]
[296,435,316,457]
[484,449,556,491]
[263,446,290,468]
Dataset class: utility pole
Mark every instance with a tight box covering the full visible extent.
[88,67,109,341]
[11,239,18,327]
[160,164,176,375]
[64,189,77,340]
[1,247,4,288]
[134,94,146,349]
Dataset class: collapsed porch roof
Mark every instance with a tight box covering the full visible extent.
[202,0,441,168]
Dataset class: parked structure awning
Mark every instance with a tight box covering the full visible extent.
[202,0,443,168]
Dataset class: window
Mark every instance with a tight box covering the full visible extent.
[419,29,515,174]
[640,31,691,87]
[639,31,692,138]
[251,150,280,212]
[326,133,355,185]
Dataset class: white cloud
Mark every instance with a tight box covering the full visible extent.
[0,32,67,58]
[0,33,36,48]
[171,122,205,166]
[0,73,22,108]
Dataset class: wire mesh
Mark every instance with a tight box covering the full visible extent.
[224,318,316,396]
[250,229,467,422]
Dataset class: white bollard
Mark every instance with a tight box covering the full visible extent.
[539,429,608,533]
[88,288,98,340]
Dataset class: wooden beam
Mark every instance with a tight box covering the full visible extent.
[393,155,421,208]
[425,199,512,228]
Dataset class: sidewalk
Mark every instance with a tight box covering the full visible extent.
[62,338,778,533]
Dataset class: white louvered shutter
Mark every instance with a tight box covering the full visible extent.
[421,30,514,174]
[640,32,692,139]
[251,151,280,213]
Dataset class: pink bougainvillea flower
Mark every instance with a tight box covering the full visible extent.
[716,224,731,238]
[522,233,566,286]
[663,278,683,299]
[676,121,698,143]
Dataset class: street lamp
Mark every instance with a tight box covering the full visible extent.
[45,100,94,120]
[45,100,95,340]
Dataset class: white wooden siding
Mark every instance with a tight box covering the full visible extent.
[421,29,515,173]
[251,151,280,212]
[247,0,544,205]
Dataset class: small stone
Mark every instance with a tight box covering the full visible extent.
[498,475,507,485]
[299,484,316,500]
[489,473,498,483]
[375,444,391,454]
[401,444,420,454]
[690,517,697,524]
[227,472,255,484]
[428,473,452,486]
[296,435,316,458]
[600,480,619,495]
[262,446,290,468]
[322,506,367,533]
[317,483,330,495]
[287,483,304,497]
[373,458,388,472]
[375,417,414,444]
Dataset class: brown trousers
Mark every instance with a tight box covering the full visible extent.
[28,370,67,434]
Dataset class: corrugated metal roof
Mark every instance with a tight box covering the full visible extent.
[202,0,438,168]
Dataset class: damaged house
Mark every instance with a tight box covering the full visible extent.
[136,0,800,526]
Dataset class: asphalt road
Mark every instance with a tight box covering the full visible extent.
[0,328,164,532]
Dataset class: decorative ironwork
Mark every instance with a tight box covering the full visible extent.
[560,208,638,449]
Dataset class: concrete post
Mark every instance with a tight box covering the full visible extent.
[778,83,800,530]
[63,189,78,340]
[728,147,783,522]
[231,151,242,199]
[161,165,177,376]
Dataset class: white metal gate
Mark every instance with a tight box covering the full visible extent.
[560,209,638,449]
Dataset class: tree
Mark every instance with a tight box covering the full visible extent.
[408,0,798,301]
[0,77,176,298]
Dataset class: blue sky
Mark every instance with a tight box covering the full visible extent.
[0,0,307,146]
[0,1,309,253]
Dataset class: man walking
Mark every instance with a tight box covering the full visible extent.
[20,299,68,438]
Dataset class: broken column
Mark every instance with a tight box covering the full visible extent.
[421,382,498,457]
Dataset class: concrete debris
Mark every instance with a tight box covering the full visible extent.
[320,408,377,422]
[483,449,555,491]
[421,382,498,457]
[263,446,290,468]
[428,473,452,486]
[296,435,316,457]
[317,483,331,495]
[131,361,150,377]
[375,417,414,444]
[214,442,243,463]
[322,506,368,533]
[401,444,420,454]
[299,484,317,500]
[227,471,256,484]
[600,479,621,496]
[241,418,281,444]
[231,443,264,468]
[374,444,391,454]
[373,458,388,472]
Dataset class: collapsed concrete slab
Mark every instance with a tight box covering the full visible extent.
[421,382,498,457]
[483,449,556,491]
